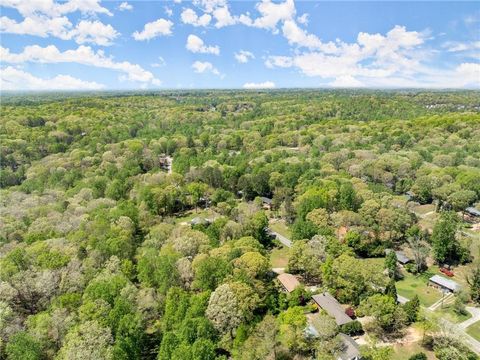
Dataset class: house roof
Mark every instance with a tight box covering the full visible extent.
[466,207,480,217]
[397,294,409,305]
[312,292,353,326]
[189,217,209,225]
[260,196,273,204]
[429,275,461,292]
[395,251,411,264]
[338,333,361,360]
[277,273,301,293]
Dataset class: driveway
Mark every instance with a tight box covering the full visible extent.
[269,229,292,248]
[459,307,480,330]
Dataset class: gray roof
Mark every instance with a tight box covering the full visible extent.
[189,217,209,225]
[466,207,480,217]
[397,294,409,305]
[429,275,461,292]
[312,292,353,326]
[395,251,411,264]
[338,334,361,360]
[261,197,273,204]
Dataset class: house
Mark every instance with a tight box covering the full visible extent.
[260,197,273,210]
[429,275,461,293]
[312,292,353,326]
[277,273,301,293]
[337,334,361,360]
[385,249,411,265]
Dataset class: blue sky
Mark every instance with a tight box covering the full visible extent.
[1,0,479,90]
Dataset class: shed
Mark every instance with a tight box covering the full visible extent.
[312,292,353,326]
[277,273,301,293]
[337,334,361,360]
[395,251,411,265]
[260,197,273,210]
[396,294,409,305]
[189,217,210,226]
[466,207,480,217]
[429,275,461,293]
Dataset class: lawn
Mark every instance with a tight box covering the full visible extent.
[466,321,480,341]
[174,208,218,224]
[392,342,436,360]
[396,270,442,307]
[436,304,472,323]
[269,220,292,239]
[270,246,290,268]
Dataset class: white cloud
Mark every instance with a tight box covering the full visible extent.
[164,6,173,17]
[151,56,166,68]
[186,34,220,55]
[212,6,237,28]
[1,45,161,85]
[251,0,295,32]
[0,0,112,17]
[133,19,173,41]
[1,66,105,90]
[181,8,211,27]
[69,20,119,46]
[234,50,254,63]
[265,55,293,68]
[297,13,309,25]
[192,60,220,75]
[118,2,133,11]
[329,75,364,88]
[0,16,119,46]
[442,41,480,53]
[243,81,275,89]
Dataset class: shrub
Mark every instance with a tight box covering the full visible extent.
[340,320,363,336]
[409,353,427,360]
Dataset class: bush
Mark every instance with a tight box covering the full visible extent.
[409,353,427,360]
[340,320,363,336]
[405,263,417,274]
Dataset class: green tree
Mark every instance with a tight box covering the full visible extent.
[6,331,43,360]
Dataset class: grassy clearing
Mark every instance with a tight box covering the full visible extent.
[270,246,290,268]
[392,342,436,360]
[411,204,436,216]
[174,208,218,223]
[436,304,472,323]
[269,220,292,239]
[396,270,442,307]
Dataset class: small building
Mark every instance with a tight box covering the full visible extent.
[429,275,461,293]
[337,334,361,360]
[385,249,411,265]
[312,292,353,326]
[277,273,301,293]
[396,294,409,305]
[189,217,210,226]
[466,207,480,217]
[260,197,273,210]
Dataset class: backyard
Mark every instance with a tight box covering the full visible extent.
[396,270,442,307]
[466,321,480,342]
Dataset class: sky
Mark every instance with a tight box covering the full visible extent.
[0,0,479,90]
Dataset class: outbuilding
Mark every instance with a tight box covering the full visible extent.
[429,275,461,293]
[337,334,361,360]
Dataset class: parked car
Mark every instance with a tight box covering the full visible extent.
[440,267,454,277]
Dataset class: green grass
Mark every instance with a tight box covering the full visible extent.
[436,304,472,323]
[270,246,290,268]
[466,321,480,341]
[269,220,292,239]
[174,209,217,223]
[396,270,442,307]
[392,342,436,360]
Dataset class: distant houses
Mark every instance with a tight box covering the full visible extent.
[277,273,301,293]
[312,292,353,326]
[429,275,461,293]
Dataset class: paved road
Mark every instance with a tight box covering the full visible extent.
[269,229,292,248]
[459,307,480,330]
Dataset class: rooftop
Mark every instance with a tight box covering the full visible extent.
[429,275,461,292]
[277,273,301,293]
[338,333,361,360]
[466,207,480,217]
[312,292,353,326]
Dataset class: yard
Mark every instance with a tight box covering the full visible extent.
[392,342,436,360]
[174,208,219,224]
[270,246,290,268]
[269,219,292,239]
[436,304,472,323]
[396,271,442,307]
[466,321,480,342]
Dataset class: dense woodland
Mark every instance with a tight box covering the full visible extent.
[1,90,480,360]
